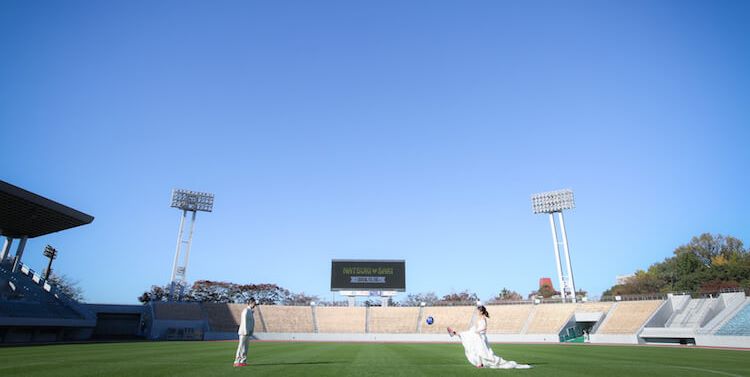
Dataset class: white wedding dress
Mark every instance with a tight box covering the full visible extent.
[456,317,531,369]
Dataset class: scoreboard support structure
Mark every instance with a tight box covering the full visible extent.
[339,290,399,307]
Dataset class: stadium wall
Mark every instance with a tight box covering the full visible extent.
[116,296,750,348]
[244,332,560,343]
[695,335,750,348]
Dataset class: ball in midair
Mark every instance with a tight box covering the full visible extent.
[426,316,434,325]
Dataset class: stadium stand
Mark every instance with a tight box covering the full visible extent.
[202,303,264,333]
[420,306,475,334]
[0,263,88,320]
[316,307,366,333]
[666,298,717,328]
[203,303,239,332]
[0,180,97,343]
[261,306,314,333]
[153,302,203,321]
[525,304,576,334]
[715,301,750,336]
[597,300,662,334]
[575,302,613,313]
[485,305,533,334]
[368,307,420,333]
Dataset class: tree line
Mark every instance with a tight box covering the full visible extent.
[138,281,529,306]
[604,233,750,296]
[138,281,319,305]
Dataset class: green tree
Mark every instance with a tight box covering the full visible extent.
[605,233,749,295]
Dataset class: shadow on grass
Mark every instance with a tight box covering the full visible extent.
[249,361,346,367]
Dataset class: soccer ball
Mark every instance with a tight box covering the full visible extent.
[426,316,434,325]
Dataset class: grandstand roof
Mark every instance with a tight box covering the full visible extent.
[0,180,94,238]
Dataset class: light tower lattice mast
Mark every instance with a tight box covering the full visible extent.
[531,189,577,303]
[169,189,214,301]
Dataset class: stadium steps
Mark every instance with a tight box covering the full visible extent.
[519,305,536,334]
[590,302,618,334]
[666,298,716,328]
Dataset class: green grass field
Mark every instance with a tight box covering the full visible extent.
[0,341,748,377]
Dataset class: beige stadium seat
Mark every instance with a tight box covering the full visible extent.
[597,300,663,334]
[420,306,475,334]
[316,307,366,333]
[485,305,533,334]
[575,302,614,313]
[368,307,420,333]
[260,306,314,333]
[525,304,576,334]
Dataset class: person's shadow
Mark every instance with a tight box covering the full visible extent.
[249,361,345,367]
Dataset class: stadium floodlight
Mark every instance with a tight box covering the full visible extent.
[171,189,214,212]
[531,189,575,214]
[169,188,214,301]
[531,189,578,303]
[42,245,57,281]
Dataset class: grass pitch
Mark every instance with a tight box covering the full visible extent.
[0,341,747,377]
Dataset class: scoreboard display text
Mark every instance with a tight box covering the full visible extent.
[330,260,406,291]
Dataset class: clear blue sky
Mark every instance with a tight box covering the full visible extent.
[2,1,749,304]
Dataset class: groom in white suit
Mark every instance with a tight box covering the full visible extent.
[233,298,257,367]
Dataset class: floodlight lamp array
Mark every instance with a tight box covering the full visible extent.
[531,189,575,214]
[171,189,214,212]
[43,245,58,259]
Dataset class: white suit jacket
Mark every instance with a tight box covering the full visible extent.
[238,306,255,335]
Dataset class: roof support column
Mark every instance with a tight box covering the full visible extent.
[11,236,28,273]
[0,237,12,262]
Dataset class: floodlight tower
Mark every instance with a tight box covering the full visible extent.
[531,189,577,303]
[42,244,58,281]
[169,189,214,301]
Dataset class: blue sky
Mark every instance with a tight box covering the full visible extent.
[2,1,749,304]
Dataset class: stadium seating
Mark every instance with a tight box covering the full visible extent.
[485,305,533,334]
[597,300,662,334]
[261,306,314,333]
[525,304,576,334]
[203,303,264,333]
[575,302,613,313]
[316,307,366,333]
[368,307,420,333]
[715,302,750,336]
[420,306,475,334]
[152,302,203,321]
[0,263,86,320]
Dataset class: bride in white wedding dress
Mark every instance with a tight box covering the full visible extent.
[447,305,531,369]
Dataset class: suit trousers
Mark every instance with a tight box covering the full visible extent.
[235,335,251,363]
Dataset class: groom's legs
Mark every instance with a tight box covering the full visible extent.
[235,335,249,364]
